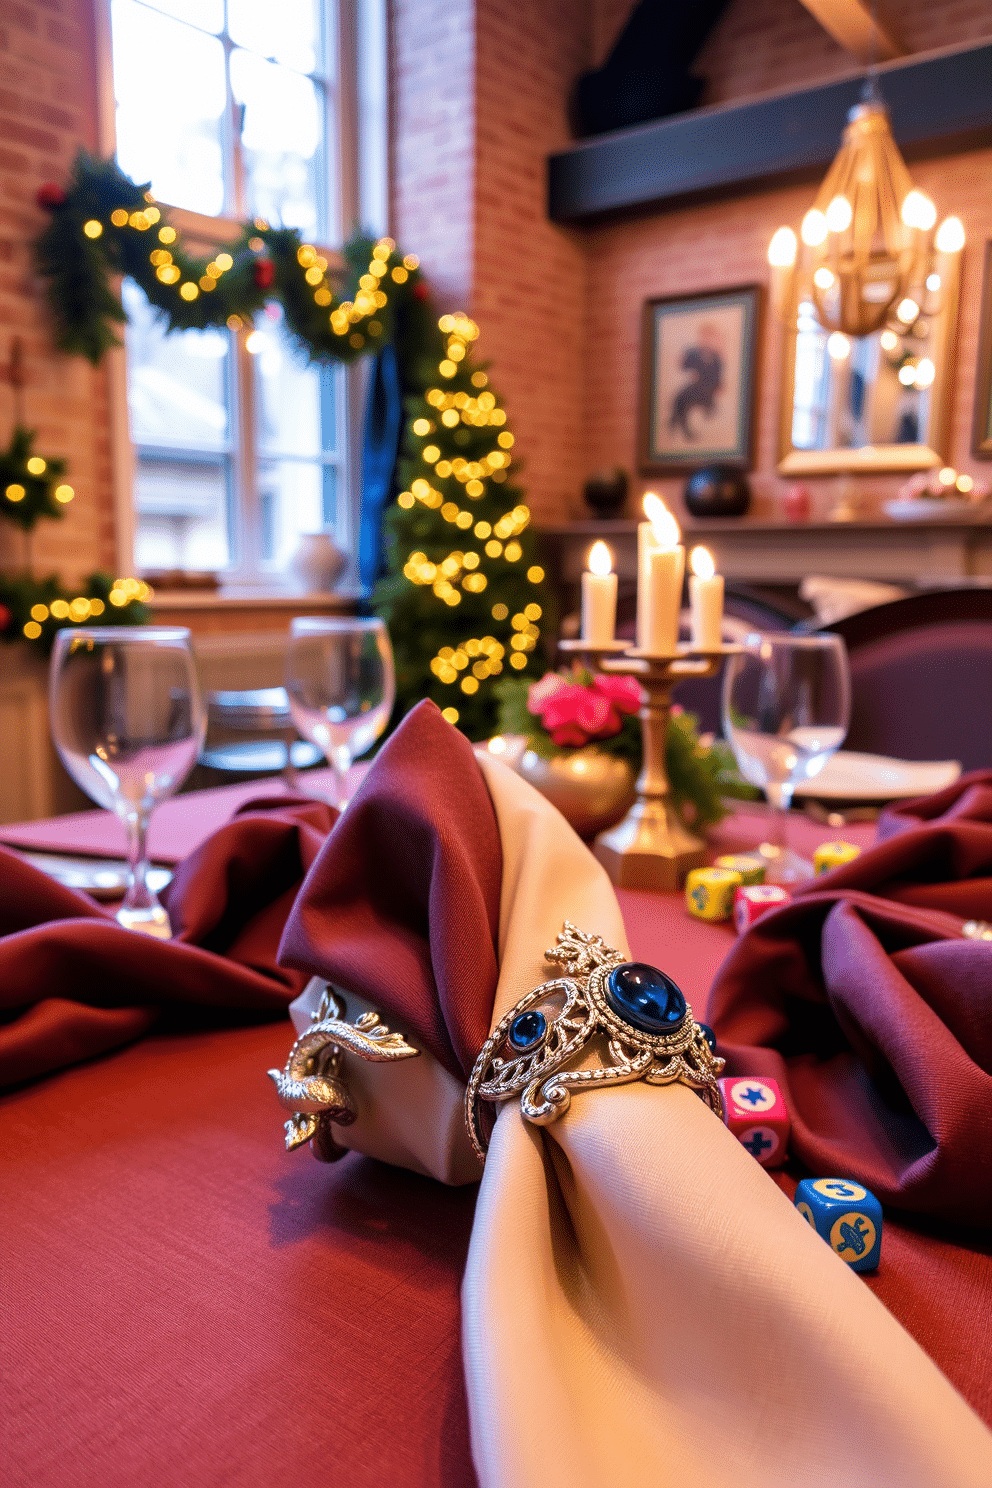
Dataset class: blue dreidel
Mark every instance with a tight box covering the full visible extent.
[794,1177,882,1273]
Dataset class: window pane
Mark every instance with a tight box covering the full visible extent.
[137,0,223,33]
[258,460,334,569]
[230,48,324,234]
[228,0,321,73]
[251,307,336,457]
[134,457,232,572]
[112,0,226,214]
[123,280,230,450]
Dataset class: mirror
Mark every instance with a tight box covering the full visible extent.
[778,254,960,474]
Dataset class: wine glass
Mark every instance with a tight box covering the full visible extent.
[49,626,206,937]
[721,632,850,884]
[284,617,395,809]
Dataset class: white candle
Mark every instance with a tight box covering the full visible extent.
[689,545,724,649]
[581,540,617,645]
[637,493,684,653]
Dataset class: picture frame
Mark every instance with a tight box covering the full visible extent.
[638,284,761,474]
[972,240,992,459]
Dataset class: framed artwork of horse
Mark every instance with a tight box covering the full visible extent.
[638,284,761,473]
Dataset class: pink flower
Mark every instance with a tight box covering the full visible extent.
[527,671,566,712]
[592,674,641,715]
[538,683,623,746]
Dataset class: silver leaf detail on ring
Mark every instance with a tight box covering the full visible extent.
[465,922,724,1162]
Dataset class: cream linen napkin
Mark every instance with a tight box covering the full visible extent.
[463,756,992,1488]
[291,754,992,1486]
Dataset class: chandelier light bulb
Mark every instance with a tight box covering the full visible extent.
[934,216,965,253]
[827,332,851,360]
[801,209,828,247]
[926,273,942,292]
[813,267,835,290]
[898,363,917,386]
[768,226,798,268]
[880,330,899,351]
[901,190,937,231]
[825,194,853,232]
[896,297,920,324]
[914,358,936,388]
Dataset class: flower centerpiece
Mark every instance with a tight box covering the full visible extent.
[495,665,756,837]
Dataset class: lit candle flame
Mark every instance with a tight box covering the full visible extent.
[643,492,681,548]
[588,540,613,577]
[690,545,715,580]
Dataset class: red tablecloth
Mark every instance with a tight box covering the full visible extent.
[3,789,987,1488]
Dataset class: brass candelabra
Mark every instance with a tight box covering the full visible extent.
[588,642,738,892]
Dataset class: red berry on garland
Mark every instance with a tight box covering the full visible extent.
[413,279,429,301]
[36,183,66,210]
[254,256,276,290]
[0,603,12,633]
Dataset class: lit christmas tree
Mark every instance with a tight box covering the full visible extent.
[375,313,551,740]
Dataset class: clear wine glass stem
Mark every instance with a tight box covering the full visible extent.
[117,808,171,938]
[329,744,352,811]
[764,778,795,847]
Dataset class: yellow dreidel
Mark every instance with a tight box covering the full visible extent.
[685,866,742,921]
[813,840,862,876]
[714,852,765,886]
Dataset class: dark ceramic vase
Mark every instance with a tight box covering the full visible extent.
[684,464,751,518]
[583,467,628,517]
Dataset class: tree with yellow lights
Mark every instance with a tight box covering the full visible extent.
[375,313,551,740]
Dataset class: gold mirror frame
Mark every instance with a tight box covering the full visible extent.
[777,251,961,475]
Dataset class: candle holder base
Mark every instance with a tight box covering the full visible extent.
[591,642,739,892]
[593,799,707,892]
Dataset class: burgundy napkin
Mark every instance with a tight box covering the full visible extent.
[279,700,502,1080]
[878,769,992,839]
[0,795,335,1090]
[710,776,992,1227]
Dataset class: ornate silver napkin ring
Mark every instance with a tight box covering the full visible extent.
[269,982,420,1162]
[465,922,724,1163]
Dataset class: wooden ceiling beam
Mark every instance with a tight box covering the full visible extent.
[798,0,906,63]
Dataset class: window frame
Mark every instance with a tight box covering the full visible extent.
[95,0,388,591]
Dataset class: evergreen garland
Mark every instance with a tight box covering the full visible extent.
[0,426,72,531]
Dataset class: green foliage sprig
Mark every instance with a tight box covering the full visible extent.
[0,426,71,532]
[0,571,150,654]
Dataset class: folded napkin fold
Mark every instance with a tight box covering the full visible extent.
[711,770,992,1227]
[0,796,334,1089]
[278,702,992,1488]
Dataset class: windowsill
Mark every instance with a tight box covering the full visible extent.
[148,587,359,611]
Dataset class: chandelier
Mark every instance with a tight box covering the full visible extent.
[768,80,964,341]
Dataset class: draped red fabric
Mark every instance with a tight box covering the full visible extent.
[709,777,992,1228]
[279,700,502,1079]
[877,769,992,838]
[0,796,335,1090]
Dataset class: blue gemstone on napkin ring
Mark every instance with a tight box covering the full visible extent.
[465,922,725,1163]
[269,982,420,1162]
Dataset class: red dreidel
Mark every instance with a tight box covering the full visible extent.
[733,883,790,934]
[718,1075,790,1167]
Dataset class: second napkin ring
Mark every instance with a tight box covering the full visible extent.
[465,921,724,1162]
[269,983,420,1162]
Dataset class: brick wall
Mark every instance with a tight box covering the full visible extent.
[0,0,115,593]
[472,0,591,525]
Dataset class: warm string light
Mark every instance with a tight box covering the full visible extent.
[20,577,150,640]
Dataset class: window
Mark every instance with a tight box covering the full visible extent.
[105,0,386,583]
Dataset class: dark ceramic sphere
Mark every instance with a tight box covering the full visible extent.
[683,465,751,518]
[583,467,628,517]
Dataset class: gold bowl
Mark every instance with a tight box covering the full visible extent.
[518,747,636,839]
